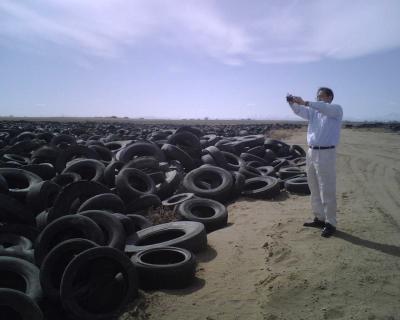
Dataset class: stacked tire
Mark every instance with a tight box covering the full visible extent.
[0,121,309,318]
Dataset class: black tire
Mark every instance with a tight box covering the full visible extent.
[257,165,275,177]
[278,173,307,189]
[0,256,42,302]
[34,215,105,266]
[161,193,195,207]
[31,146,60,167]
[0,193,35,225]
[238,165,263,178]
[230,171,245,199]
[116,141,166,163]
[21,163,56,181]
[62,158,105,183]
[122,156,160,173]
[247,145,265,157]
[175,126,204,138]
[278,166,305,179]
[221,151,245,171]
[50,134,76,148]
[0,173,8,193]
[263,149,277,164]
[131,246,196,290]
[26,181,60,216]
[125,221,207,255]
[289,144,306,157]
[182,166,233,201]
[60,247,138,320]
[2,154,30,166]
[167,131,201,159]
[291,157,307,167]
[240,152,269,166]
[246,160,266,168]
[177,198,228,232]
[264,139,290,156]
[126,214,153,232]
[115,168,156,201]
[48,181,110,222]
[78,210,126,250]
[0,233,34,262]
[215,139,237,153]
[0,288,43,320]
[155,169,182,200]
[55,145,100,173]
[204,146,228,169]
[51,172,81,187]
[161,144,195,171]
[0,233,32,251]
[284,177,310,194]
[35,210,49,231]
[103,161,124,187]
[234,135,265,152]
[242,176,281,198]
[113,213,137,236]
[89,145,113,163]
[270,158,290,171]
[0,168,42,201]
[77,193,125,213]
[0,224,39,242]
[200,134,221,147]
[148,171,165,184]
[201,154,217,166]
[40,238,98,302]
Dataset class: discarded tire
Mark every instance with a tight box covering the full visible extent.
[34,215,105,266]
[0,256,42,302]
[78,210,126,250]
[125,221,207,255]
[278,166,305,179]
[182,166,233,202]
[77,193,125,213]
[0,168,42,201]
[284,176,310,194]
[131,246,196,289]
[162,192,195,207]
[39,238,98,301]
[48,180,110,222]
[242,176,280,198]
[60,246,138,320]
[115,168,156,201]
[0,288,43,320]
[177,198,228,232]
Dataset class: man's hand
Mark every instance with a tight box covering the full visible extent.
[293,96,306,106]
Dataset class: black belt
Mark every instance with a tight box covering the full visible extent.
[309,145,335,150]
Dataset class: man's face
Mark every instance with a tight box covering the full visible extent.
[316,90,331,103]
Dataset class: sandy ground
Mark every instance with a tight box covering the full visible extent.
[121,128,400,320]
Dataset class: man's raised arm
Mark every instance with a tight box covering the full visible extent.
[307,101,343,119]
[288,101,310,120]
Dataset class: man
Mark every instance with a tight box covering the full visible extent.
[287,87,343,238]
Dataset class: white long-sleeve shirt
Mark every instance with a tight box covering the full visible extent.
[289,101,343,146]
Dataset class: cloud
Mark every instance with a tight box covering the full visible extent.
[0,0,399,64]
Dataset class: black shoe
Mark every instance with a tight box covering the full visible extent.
[321,223,336,238]
[303,218,325,228]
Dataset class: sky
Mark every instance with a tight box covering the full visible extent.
[1,0,400,121]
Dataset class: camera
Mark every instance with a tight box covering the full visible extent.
[286,94,294,103]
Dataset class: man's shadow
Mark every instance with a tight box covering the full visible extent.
[334,230,400,258]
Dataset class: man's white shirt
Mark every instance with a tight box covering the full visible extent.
[289,101,343,146]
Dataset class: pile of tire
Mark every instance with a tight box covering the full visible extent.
[0,122,308,319]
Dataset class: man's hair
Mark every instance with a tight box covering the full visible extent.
[318,87,334,101]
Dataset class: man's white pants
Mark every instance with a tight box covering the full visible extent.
[306,148,337,227]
